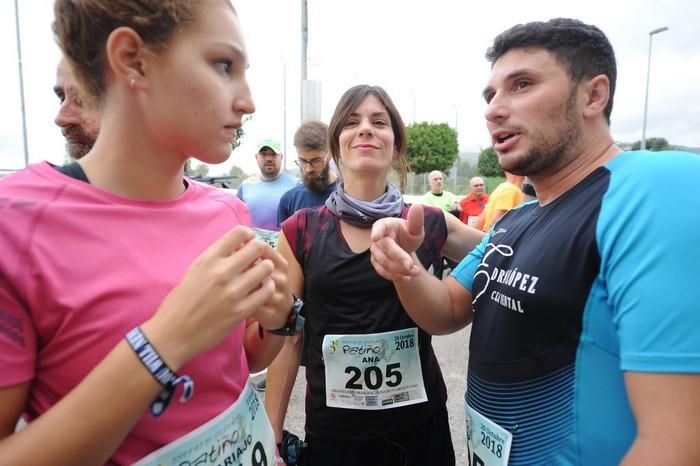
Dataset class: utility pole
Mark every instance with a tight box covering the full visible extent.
[301,0,308,122]
[641,26,669,150]
[14,0,29,167]
[299,1,321,122]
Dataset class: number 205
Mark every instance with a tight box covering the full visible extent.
[344,363,402,390]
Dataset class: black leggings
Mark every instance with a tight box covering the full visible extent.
[302,407,455,466]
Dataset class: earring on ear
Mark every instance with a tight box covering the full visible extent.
[129,78,136,89]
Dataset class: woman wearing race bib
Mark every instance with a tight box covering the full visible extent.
[0,1,294,464]
[265,85,484,465]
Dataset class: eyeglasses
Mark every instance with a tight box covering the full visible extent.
[294,158,325,168]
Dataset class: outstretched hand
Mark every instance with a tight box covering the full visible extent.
[370,203,425,282]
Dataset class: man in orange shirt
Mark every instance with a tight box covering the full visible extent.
[478,171,524,232]
[459,176,489,227]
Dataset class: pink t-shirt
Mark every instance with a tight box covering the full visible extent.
[0,162,252,464]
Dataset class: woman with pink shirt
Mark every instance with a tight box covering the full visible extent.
[0,1,296,464]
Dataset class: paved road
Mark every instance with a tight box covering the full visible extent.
[264,325,472,464]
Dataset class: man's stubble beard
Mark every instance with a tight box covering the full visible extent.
[303,163,331,193]
[64,126,97,160]
[503,90,581,178]
[261,164,281,180]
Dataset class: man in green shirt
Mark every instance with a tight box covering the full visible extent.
[421,170,460,274]
[421,170,459,215]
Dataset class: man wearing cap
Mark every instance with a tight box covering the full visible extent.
[237,139,299,232]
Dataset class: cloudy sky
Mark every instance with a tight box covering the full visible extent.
[1,0,698,176]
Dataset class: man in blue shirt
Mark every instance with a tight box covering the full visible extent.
[277,120,337,227]
[369,18,700,466]
[274,121,338,380]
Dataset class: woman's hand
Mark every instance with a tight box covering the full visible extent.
[370,203,425,282]
[142,226,277,369]
[252,244,293,331]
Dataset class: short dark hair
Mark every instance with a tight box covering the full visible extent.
[328,85,409,190]
[486,18,617,124]
[294,120,328,152]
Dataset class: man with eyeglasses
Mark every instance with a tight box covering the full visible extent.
[277,121,338,226]
[237,139,299,232]
[272,122,337,396]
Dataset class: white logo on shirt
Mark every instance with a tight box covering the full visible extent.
[472,242,540,315]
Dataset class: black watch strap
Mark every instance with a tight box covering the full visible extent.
[265,296,305,336]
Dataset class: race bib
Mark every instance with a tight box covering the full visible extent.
[466,404,512,466]
[321,328,427,410]
[467,215,479,227]
[134,380,280,466]
[254,228,279,248]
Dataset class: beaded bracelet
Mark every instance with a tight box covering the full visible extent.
[125,327,194,417]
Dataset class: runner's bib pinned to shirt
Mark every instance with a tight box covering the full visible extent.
[253,228,279,248]
[133,380,280,466]
[466,404,512,466]
[321,328,427,410]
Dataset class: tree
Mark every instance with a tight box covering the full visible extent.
[405,122,459,174]
[630,137,671,151]
[477,146,503,177]
[458,159,476,178]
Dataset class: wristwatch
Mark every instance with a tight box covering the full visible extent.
[267,295,305,336]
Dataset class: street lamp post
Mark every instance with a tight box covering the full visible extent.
[281,55,287,171]
[409,90,416,123]
[641,26,668,150]
[452,104,459,192]
[453,105,459,132]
